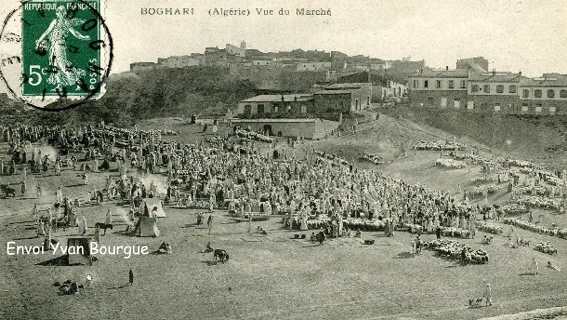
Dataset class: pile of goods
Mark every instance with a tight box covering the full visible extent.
[343,218,385,231]
[514,186,549,197]
[305,217,385,231]
[504,159,537,169]
[405,223,471,238]
[435,159,467,169]
[305,216,331,230]
[404,223,423,234]
[440,227,472,238]
[515,196,561,211]
[360,153,384,165]
[424,239,488,264]
[534,241,558,255]
[467,184,500,198]
[476,221,504,235]
[414,140,465,151]
[501,203,529,215]
[502,218,559,237]
[315,151,349,166]
[235,129,273,143]
[471,176,496,185]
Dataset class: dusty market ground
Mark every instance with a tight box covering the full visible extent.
[1,117,567,320]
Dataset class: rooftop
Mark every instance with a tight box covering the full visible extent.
[314,90,354,95]
[240,94,313,103]
[520,77,567,87]
[325,83,367,90]
[411,69,469,78]
[469,72,525,82]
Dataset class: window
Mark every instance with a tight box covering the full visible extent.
[471,84,479,93]
[560,89,567,98]
[454,99,460,109]
[424,80,429,88]
[427,97,434,105]
[535,104,542,113]
[460,80,466,89]
[523,89,529,98]
[547,89,555,98]
[509,85,517,94]
[496,85,504,94]
[521,103,529,112]
[436,80,442,89]
[244,105,252,114]
[448,80,454,89]
[257,104,265,114]
[467,101,474,110]
[534,89,542,98]
[494,105,501,112]
[549,106,556,113]
[273,106,279,113]
[483,84,490,93]
[440,97,447,108]
[413,80,418,88]
[300,105,307,113]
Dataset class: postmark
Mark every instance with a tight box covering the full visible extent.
[0,0,112,111]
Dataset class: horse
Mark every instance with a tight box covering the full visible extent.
[95,223,113,235]
[213,249,229,263]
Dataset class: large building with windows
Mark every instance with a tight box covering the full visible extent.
[408,68,469,109]
[408,60,567,115]
[237,83,371,116]
[467,72,524,113]
[519,76,567,115]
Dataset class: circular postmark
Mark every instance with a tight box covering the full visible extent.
[0,0,113,111]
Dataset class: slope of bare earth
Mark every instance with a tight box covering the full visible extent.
[1,116,567,320]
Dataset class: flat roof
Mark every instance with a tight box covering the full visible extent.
[232,118,318,123]
[240,94,313,103]
[314,90,353,95]
[410,69,469,78]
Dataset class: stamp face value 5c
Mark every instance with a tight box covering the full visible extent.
[22,1,102,97]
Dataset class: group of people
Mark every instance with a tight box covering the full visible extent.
[0,122,486,238]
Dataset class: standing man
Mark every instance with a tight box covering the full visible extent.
[207,213,214,235]
[129,269,134,286]
[484,283,493,306]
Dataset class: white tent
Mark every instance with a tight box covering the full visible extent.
[143,198,166,218]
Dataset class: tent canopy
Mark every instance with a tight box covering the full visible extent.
[67,237,92,265]
[134,216,160,237]
[143,199,166,218]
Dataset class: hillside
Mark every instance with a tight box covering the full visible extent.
[380,106,567,170]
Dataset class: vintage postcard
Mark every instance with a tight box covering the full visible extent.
[1,0,567,319]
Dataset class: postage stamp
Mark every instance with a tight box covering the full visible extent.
[0,0,112,110]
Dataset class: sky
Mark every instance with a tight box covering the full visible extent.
[2,0,567,85]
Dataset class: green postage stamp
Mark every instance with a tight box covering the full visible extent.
[22,0,102,97]
[0,0,111,110]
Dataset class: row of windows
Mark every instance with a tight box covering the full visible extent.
[243,104,308,114]
[412,79,467,89]
[471,84,517,94]
[420,98,558,113]
[522,89,567,99]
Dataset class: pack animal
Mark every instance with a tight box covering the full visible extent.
[95,223,113,235]
[213,249,229,263]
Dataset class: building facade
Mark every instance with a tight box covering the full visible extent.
[519,77,567,115]
[408,69,469,109]
[237,94,314,116]
[409,65,567,115]
[157,55,201,68]
[296,61,332,72]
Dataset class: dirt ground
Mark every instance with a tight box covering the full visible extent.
[1,118,567,320]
